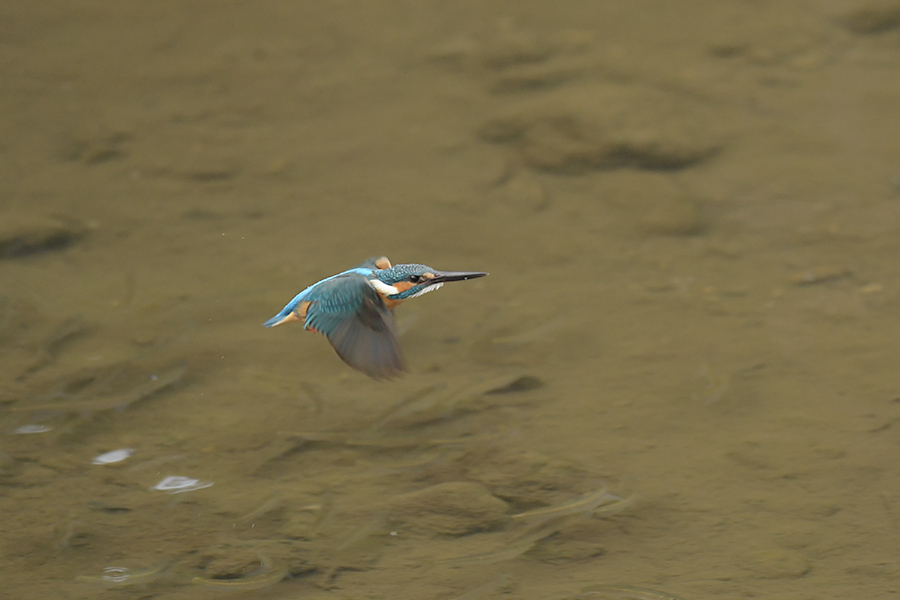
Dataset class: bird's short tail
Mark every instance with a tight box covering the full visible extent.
[263,310,299,328]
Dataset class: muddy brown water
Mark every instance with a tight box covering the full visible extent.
[3,2,900,599]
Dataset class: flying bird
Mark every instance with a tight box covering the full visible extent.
[264,256,487,378]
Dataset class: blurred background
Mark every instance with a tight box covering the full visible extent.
[2,2,900,599]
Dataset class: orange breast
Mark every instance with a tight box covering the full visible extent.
[382,296,403,310]
[380,281,415,310]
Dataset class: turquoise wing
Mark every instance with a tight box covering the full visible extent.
[304,274,404,378]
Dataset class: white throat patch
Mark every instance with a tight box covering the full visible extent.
[409,282,443,298]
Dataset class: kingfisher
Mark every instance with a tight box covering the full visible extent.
[264,256,487,379]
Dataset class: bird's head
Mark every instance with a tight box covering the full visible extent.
[370,263,487,301]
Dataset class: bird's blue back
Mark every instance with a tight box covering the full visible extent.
[264,267,375,327]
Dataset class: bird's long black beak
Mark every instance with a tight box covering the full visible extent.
[429,271,489,284]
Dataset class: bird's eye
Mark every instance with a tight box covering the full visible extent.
[409,275,422,283]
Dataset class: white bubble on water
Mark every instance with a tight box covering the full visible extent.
[12,424,52,434]
[92,448,135,465]
[152,475,213,493]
